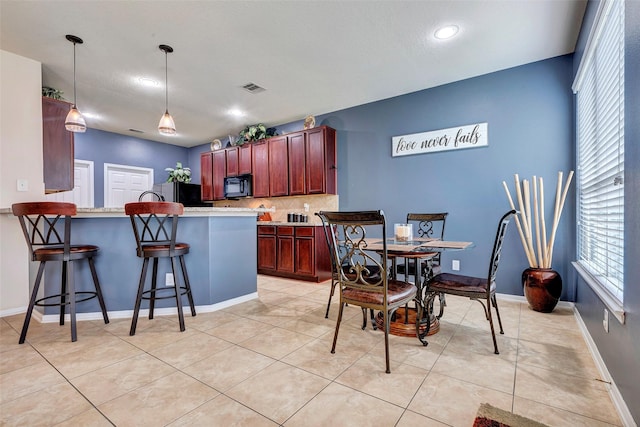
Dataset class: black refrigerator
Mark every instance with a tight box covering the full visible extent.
[153,182,209,207]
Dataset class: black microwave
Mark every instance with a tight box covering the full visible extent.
[224,174,252,198]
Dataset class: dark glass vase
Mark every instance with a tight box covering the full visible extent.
[522,268,562,313]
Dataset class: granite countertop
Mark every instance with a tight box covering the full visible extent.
[257,221,321,226]
[1,206,274,218]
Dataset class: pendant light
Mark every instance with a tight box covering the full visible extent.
[158,44,176,135]
[64,34,86,133]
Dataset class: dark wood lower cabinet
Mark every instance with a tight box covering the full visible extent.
[257,225,331,282]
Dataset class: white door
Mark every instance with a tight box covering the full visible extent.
[104,163,154,207]
[45,160,94,207]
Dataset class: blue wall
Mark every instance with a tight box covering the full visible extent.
[74,129,192,207]
[571,0,640,421]
[191,55,575,300]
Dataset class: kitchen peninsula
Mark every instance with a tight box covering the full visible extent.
[2,206,270,318]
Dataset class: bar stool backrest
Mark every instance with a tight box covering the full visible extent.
[124,202,184,257]
[12,202,76,261]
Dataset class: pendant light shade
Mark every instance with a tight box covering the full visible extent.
[158,44,176,135]
[64,35,86,133]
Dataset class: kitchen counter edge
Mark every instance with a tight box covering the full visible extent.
[0,206,274,218]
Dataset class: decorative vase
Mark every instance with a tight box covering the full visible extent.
[522,268,562,313]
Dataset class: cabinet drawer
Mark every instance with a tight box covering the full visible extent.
[258,225,276,235]
[277,226,294,236]
[295,227,315,237]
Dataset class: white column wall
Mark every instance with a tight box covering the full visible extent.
[0,50,45,314]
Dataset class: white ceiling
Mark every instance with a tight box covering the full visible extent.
[1,0,586,148]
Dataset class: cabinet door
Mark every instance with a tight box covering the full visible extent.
[295,227,316,276]
[238,144,252,175]
[305,126,337,194]
[200,152,214,201]
[226,147,239,177]
[251,141,269,197]
[257,235,277,271]
[288,132,306,196]
[213,150,226,200]
[277,229,295,273]
[42,97,74,193]
[268,136,289,197]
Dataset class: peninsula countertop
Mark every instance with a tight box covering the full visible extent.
[0,206,274,218]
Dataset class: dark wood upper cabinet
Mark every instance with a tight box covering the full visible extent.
[226,147,239,177]
[268,136,289,197]
[212,150,226,200]
[251,141,270,198]
[42,97,74,193]
[288,132,306,196]
[238,144,252,175]
[200,152,214,201]
[306,126,337,194]
[200,126,337,200]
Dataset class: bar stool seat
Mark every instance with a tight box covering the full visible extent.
[12,202,109,343]
[125,202,196,335]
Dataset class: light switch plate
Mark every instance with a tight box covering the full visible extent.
[17,179,28,192]
[452,260,460,271]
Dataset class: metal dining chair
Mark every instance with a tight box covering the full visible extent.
[319,210,422,373]
[423,210,515,354]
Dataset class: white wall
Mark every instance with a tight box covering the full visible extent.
[0,50,45,314]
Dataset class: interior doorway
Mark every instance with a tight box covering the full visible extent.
[45,159,94,207]
[104,163,154,207]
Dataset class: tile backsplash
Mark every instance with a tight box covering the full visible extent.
[213,194,339,225]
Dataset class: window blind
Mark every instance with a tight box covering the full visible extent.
[574,0,625,301]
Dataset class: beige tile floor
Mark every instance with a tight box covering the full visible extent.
[0,275,623,426]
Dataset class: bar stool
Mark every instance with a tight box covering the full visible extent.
[12,202,109,343]
[124,202,196,335]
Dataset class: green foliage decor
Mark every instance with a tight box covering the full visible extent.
[238,124,277,144]
[165,162,192,183]
[42,86,64,100]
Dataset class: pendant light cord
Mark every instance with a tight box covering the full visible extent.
[72,41,77,107]
[164,49,169,113]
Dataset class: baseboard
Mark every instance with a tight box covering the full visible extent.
[573,308,637,427]
[3,292,259,323]
[496,294,635,426]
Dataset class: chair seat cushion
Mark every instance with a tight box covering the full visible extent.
[342,280,417,306]
[428,272,495,294]
[34,245,99,261]
[139,242,190,258]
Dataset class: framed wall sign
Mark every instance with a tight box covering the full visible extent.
[391,122,488,157]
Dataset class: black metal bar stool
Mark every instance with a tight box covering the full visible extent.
[124,201,196,335]
[12,202,109,343]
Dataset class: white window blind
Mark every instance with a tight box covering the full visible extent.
[573,0,624,303]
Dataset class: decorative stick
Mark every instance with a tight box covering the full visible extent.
[546,171,564,267]
[539,177,549,268]
[514,174,535,267]
[532,176,543,268]
[547,171,574,267]
[522,179,538,267]
[502,181,535,267]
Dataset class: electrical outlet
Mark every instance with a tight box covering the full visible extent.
[603,308,609,332]
[165,273,174,287]
[303,203,309,212]
[452,260,460,271]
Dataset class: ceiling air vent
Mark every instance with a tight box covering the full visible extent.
[129,128,144,133]
[242,82,266,94]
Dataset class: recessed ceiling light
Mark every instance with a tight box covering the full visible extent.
[434,25,459,40]
[228,109,245,117]
[138,77,159,87]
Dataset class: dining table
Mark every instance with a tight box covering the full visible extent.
[365,237,473,345]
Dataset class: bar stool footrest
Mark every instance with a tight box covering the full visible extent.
[34,291,99,307]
